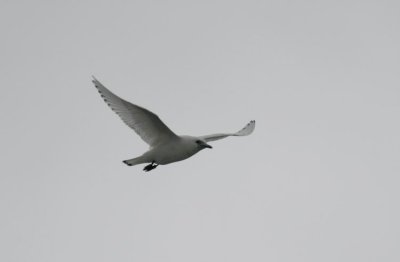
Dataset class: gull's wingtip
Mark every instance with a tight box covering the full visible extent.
[91,75,99,83]
[91,76,104,90]
[235,120,256,136]
[249,120,256,132]
[247,120,256,127]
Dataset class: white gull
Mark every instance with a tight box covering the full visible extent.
[92,77,255,172]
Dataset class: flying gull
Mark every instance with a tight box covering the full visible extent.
[92,77,255,172]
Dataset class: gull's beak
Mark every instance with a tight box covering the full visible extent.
[204,143,212,149]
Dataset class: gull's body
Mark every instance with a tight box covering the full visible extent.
[125,136,208,166]
[92,77,255,171]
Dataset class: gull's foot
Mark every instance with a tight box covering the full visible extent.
[143,162,158,172]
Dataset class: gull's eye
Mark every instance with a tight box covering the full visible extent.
[195,140,201,144]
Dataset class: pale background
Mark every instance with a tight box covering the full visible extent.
[1,1,399,261]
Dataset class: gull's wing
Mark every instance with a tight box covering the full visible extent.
[200,120,255,142]
[92,77,178,147]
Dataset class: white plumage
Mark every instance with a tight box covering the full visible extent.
[92,77,255,171]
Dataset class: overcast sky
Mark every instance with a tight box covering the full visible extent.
[1,1,400,261]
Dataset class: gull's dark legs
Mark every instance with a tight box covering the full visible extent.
[143,161,158,172]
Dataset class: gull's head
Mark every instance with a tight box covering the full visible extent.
[195,139,213,150]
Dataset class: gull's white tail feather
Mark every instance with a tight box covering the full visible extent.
[122,156,148,166]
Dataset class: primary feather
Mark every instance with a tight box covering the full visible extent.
[92,77,178,147]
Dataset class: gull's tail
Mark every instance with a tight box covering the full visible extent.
[122,156,148,166]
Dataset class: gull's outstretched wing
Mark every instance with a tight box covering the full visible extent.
[200,120,255,142]
[92,77,178,147]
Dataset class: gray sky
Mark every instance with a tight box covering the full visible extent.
[1,0,400,261]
